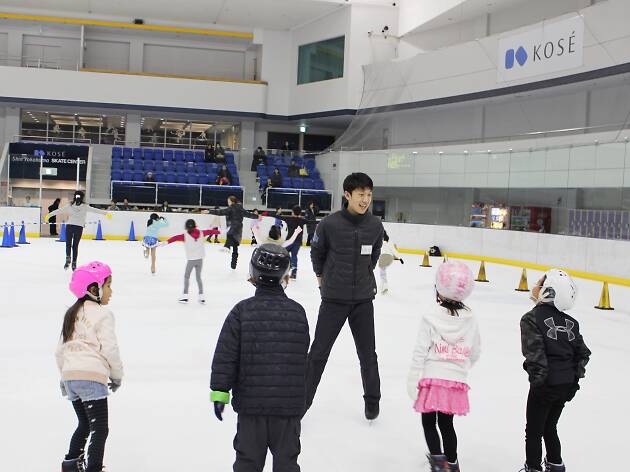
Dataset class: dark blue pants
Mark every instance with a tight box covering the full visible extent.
[286,240,300,269]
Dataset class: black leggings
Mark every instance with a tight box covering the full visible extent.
[65,224,83,263]
[225,234,240,268]
[422,412,457,463]
[67,399,109,472]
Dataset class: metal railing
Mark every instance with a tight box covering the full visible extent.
[264,187,332,211]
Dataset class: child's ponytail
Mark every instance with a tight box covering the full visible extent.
[62,284,99,342]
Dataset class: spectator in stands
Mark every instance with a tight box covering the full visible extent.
[288,159,300,178]
[271,168,283,188]
[161,201,171,213]
[145,171,156,183]
[260,178,273,205]
[215,144,226,164]
[121,198,131,211]
[251,146,267,171]
[305,201,319,246]
[107,200,119,211]
[282,140,291,156]
[205,143,215,163]
[216,164,233,186]
[48,198,61,236]
[24,195,35,207]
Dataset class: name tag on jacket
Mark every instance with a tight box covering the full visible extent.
[361,245,372,255]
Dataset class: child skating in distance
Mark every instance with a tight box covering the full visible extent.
[160,219,220,304]
[56,261,123,472]
[143,213,168,274]
[378,230,404,293]
[407,261,480,472]
[210,244,310,472]
[520,270,591,472]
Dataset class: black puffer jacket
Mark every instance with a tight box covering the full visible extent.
[208,203,257,241]
[210,285,310,416]
[311,208,383,303]
[520,303,591,386]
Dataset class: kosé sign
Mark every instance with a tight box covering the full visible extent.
[497,15,584,83]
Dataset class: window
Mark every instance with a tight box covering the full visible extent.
[140,118,240,149]
[297,36,345,85]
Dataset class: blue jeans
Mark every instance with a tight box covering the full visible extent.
[286,241,300,269]
[64,380,109,402]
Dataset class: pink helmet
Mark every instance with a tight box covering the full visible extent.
[435,261,474,302]
[69,261,112,300]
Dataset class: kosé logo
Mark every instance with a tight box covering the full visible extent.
[505,46,528,69]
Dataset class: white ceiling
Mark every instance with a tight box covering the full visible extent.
[408,0,526,34]
[0,0,393,31]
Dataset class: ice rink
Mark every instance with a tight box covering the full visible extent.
[1,237,628,472]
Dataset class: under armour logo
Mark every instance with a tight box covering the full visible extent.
[544,317,575,341]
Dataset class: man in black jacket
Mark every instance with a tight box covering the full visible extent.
[520,270,591,472]
[305,172,384,420]
[208,196,258,269]
[211,244,310,472]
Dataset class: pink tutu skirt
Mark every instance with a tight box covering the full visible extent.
[413,378,470,416]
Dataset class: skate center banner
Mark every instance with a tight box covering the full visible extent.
[497,15,584,83]
[8,143,89,181]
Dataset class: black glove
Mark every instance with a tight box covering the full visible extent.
[399,259,404,264]
[566,382,580,402]
[108,379,122,392]
[214,402,225,421]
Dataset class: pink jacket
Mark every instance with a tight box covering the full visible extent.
[55,300,124,385]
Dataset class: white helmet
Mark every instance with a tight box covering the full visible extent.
[540,269,577,312]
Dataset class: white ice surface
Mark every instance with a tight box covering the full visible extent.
[1,238,629,472]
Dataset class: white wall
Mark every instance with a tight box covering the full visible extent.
[383,221,630,281]
[256,29,292,117]
[397,0,465,37]
[0,66,267,114]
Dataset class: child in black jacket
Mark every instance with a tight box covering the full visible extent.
[210,244,310,472]
[520,269,591,472]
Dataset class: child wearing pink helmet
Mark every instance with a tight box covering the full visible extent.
[55,261,124,472]
[407,261,481,472]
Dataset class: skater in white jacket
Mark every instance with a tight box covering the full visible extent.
[407,261,481,472]
[377,230,404,293]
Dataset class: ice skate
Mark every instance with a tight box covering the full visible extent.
[364,399,379,420]
[143,247,149,258]
[61,454,85,472]
[519,464,542,472]
[544,459,565,472]
[448,460,460,472]
[381,281,388,294]
[71,261,77,271]
[178,294,189,304]
[427,454,450,472]
[64,257,71,270]
[290,268,297,279]
[198,294,206,305]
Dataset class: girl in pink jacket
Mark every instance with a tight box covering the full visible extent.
[55,261,123,472]
[407,261,481,472]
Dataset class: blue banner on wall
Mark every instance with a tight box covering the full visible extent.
[8,143,89,181]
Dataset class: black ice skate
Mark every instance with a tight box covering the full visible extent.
[448,460,460,472]
[290,268,297,279]
[544,459,565,472]
[427,454,450,472]
[364,399,379,420]
[61,454,85,472]
[519,464,542,472]
[71,261,77,271]
[64,257,71,270]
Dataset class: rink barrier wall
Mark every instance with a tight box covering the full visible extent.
[2,206,628,288]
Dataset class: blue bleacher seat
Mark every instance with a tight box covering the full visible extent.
[279,168,288,178]
[133,171,144,182]
[194,151,205,163]
[123,159,134,171]
[132,148,142,159]
[177,174,187,184]
[284,178,293,188]
[208,172,217,183]
[187,174,198,184]
[153,149,164,160]
[175,163,186,174]
[198,174,210,185]
[142,148,154,160]
[228,165,237,175]
[144,160,155,172]
[302,178,314,189]
[174,150,185,162]
[232,176,240,186]
[164,150,174,161]
[123,147,133,159]
[184,150,194,162]
[206,163,218,173]
[293,177,304,188]
[111,158,123,170]
[305,159,316,171]
[225,153,235,165]
[194,163,205,174]
[314,179,324,190]
[310,168,320,178]
[166,173,176,183]
[112,147,122,158]
[156,172,166,183]
[123,170,133,181]
[111,170,122,181]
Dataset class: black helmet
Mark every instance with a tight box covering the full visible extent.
[250,243,290,287]
[185,219,196,230]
